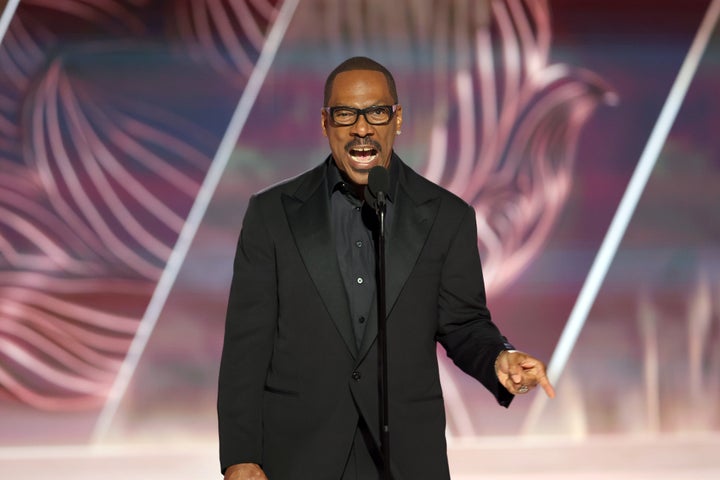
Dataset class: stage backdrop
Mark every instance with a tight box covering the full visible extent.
[0,0,718,477]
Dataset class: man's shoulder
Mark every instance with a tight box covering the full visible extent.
[398,159,471,211]
[254,161,326,200]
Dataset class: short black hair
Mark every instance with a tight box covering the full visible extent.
[323,56,398,106]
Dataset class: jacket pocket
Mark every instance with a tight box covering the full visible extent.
[264,384,300,397]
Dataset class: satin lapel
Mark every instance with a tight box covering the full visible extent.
[357,164,439,360]
[282,170,357,358]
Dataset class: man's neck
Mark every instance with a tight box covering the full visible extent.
[338,172,366,200]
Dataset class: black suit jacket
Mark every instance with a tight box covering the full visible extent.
[218,154,513,479]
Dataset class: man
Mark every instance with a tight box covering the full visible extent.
[218,56,555,480]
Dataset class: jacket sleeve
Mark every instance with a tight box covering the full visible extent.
[435,204,514,407]
[217,194,278,471]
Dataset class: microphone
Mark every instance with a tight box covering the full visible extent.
[364,165,389,211]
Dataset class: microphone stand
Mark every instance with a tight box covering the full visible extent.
[366,165,392,479]
[374,192,391,480]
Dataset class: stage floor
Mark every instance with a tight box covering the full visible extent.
[1,433,718,479]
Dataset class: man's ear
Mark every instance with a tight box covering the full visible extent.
[321,110,328,137]
[395,105,403,134]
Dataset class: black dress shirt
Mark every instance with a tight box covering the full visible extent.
[328,159,397,350]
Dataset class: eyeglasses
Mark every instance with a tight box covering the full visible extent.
[323,104,399,126]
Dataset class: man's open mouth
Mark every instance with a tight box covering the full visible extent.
[348,146,379,164]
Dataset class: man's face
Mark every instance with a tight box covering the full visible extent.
[322,70,402,186]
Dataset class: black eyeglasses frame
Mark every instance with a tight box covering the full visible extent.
[323,104,399,126]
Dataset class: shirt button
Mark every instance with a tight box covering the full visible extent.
[358,316,366,324]
[352,371,361,381]
[356,277,363,284]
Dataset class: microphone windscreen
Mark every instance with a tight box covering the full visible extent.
[367,165,389,197]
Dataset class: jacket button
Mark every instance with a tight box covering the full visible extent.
[352,371,361,381]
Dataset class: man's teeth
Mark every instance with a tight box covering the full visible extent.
[350,151,376,162]
[350,148,377,158]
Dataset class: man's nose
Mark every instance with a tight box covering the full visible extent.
[350,114,373,136]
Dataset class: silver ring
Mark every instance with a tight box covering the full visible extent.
[517,385,529,394]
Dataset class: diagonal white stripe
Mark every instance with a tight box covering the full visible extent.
[522,0,720,433]
[0,0,20,46]
[91,0,302,442]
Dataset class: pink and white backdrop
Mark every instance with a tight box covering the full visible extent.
[0,0,719,478]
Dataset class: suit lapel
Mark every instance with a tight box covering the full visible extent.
[357,161,440,360]
[282,164,357,358]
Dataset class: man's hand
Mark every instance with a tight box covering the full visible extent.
[495,350,555,398]
[224,463,268,480]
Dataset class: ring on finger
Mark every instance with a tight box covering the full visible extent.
[517,385,529,394]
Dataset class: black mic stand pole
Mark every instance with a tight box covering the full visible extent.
[375,191,391,480]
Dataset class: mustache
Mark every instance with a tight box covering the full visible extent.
[345,138,382,153]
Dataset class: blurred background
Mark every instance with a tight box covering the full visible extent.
[0,0,718,478]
